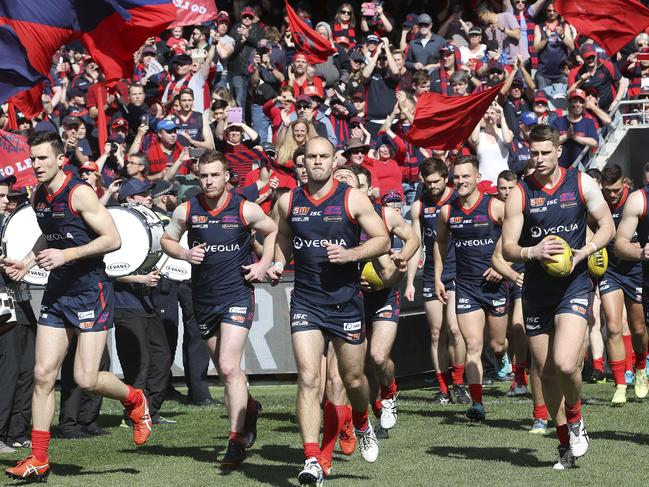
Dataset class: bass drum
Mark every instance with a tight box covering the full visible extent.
[1,203,49,286]
[105,204,164,277]
[156,233,191,281]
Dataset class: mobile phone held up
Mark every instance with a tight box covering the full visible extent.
[227,107,243,124]
[362,2,376,16]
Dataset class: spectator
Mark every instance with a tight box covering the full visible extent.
[508,111,537,177]
[469,102,514,191]
[430,43,463,95]
[61,116,91,169]
[450,71,471,96]
[404,14,445,72]
[78,161,106,198]
[621,40,649,100]
[129,118,185,178]
[313,22,348,87]
[584,88,612,130]
[531,89,559,125]
[476,2,521,65]
[368,132,405,201]
[568,44,628,112]
[460,26,487,69]
[228,5,263,109]
[276,118,318,166]
[361,37,399,136]
[174,88,207,148]
[288,54,324,97]
[250,36,286,143]
[162,50,214,113]
[343,137,380,199]
[551,89,598,168]
[166,26,189,53]
[504,0,547,70]
[360,0,393,37]
[437,3,473,46]
[333,4,357,47]
[212,12,236,88]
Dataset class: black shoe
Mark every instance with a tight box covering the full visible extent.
[374,422,389,439]
[191,398,217,407]
[220,440,245,468]
[243,400,262,449]
[482,376,494,386]
[589,368,605,384]
[453,384,471,404]
[165,388,186,402]
[153,416,177,425]
[431,391,451,405]
[84,426,111,437]
[52,426,92,439]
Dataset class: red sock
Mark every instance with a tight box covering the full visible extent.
[610,359,626,386]
[592,357,604,372]
[121,385,142,410]
[623,335,634,371]
[451,364,465,385]
[229,431,245,446]
[372,399,382,418]
[556,424,569,446]
[635,350,647,371]
[304,442,321,460]
[468,384,483,404]
[380,379,397,400]
[246,394,258,414]
[351,408,369,432]
[533,404,548,421]
[565,401,582,423]
[320,401,346,464]
[31,430,50,463]
[514,362,528,386]
[436,371,449,395]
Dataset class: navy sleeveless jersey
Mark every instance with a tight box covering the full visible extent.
[634,186,649,288]
[421,189,456,280]
[186,192,252,305]
[608,186,642,277]
[33,174,107,295]
[360,203,402,250]
[448,193,500,281]
[287,180,361,305]
[519,168,590,294]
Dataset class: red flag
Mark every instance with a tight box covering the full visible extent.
[169,0,218,28]
[555,0,649,56]
[285,1,335,64]
[96,84,109,156]
[9,84,44,119]
[403,83,504,150]
[0,130,39,188]
[6,103,17,130]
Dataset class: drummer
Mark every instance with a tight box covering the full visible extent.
[112,179,175,425]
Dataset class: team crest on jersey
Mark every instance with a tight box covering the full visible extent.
[192,215,208,224]
[530,197,545,207]
[52,202,66,212]
[222,215,239,223]
[293,206,310,215]
[324,205,342,215]
[560,192,577,202]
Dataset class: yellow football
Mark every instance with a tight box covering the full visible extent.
[362,261,384,290]
[588,247,608,278]
[541,235,573,277]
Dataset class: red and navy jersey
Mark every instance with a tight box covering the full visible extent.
[421,189,456,280]
[186,192,252,306]
[633,186,649,287]
[519,168,590,294]
[33,174,107,296]
[608,186,642,278]
[447,193,500,281]
[287,180,361,305]
[175,111,204,146]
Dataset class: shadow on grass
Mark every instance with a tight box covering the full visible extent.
[261,411,299,434]
[96,410,186,428]
[427,445,546,467]
[118,444,223,464]
[595,430,649,445]
[0,463,139,482]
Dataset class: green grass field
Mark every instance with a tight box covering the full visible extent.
[0,380,645,486]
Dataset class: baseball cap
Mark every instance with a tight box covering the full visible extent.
[241,6,255,17]
[417,13,433,25]
[109,134,125,144]
[334,36,351,46]
[585,87,599,97]
[111,117,128,130]
[569,89,586,101]
[62,115,81,127]
[440,43,456,54]
[0,175,17,186]
[366,34,380,44]
[216,11,230,23]
[403,13,418,28]
[350,51,366,63]
[581,44,597,59]
[381,191,403,205]
[349,116,364,126]
[468,26,482,36]
[118,178,152,202]
[351,90,365,101]
[293,53,308,63]
[295,94,313,105]
[157,119,177,132]
[533,90,549,104]
[262,142,277,157]
[519,111,538,126]
[150,180,174,198]
[80,161,99,173]
[171,53,193,66]
[142,47,157,57]
[303,85,323,100]
[487,59,504,72]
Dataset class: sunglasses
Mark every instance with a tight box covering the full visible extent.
[80,170,93,176]
[341,10,352,14]
[350,149,367,154]
[163,128,177,133]
[242,14,254,20]
[296,104,310,110]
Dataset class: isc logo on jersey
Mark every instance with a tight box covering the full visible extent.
[293,237,347,250]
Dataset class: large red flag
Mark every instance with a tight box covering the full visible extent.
[169,0,218,28]
[285,1,335,64]
[555,0,649,56]
[403,83,504,150]
[0,130,39,188]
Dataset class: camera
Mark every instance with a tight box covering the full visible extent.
[110,142,119,154]
[256,46,269,57]
[139,114,148,126]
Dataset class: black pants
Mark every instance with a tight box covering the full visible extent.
[151,278,180,390]
[114,312,170,418]
[57,334,110,432]
[178,282,212,402]
[0,324,35,443]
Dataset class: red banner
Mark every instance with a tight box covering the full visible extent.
[169,0,218,28]
[285,0,336,64]
[0,130,38,188]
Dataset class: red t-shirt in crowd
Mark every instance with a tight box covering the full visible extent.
[362,156,404,201]
[243,167,297,214]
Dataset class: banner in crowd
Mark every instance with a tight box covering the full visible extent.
[0,130,38,188]
[403,82,504,150]
[555,0,649,56]
[285,0,335,64]
[169,0,218,28]
[0,0,176,112]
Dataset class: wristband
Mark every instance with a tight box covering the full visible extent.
[520,247,526,261]
[587,242,597,255]
[271,261,285,272]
